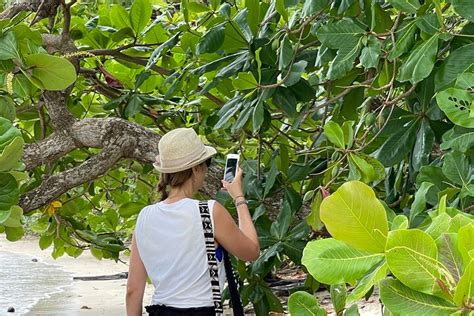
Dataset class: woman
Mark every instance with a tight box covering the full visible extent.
[126,128,260,315]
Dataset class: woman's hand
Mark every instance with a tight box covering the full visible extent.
[221,167,244,200]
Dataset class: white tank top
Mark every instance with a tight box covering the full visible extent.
[134,198,225,308]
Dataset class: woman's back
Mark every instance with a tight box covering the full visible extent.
[134,198,224,309]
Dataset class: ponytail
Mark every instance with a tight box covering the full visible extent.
[157,168,194,201]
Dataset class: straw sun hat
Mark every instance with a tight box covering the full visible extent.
[153,128,217,173]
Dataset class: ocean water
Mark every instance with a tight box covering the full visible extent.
[0,251,73,316]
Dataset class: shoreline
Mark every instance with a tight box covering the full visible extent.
[0,235,154,315]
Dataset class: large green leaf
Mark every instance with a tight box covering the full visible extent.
[324,121,345,149]
[24,53,77,91]
[287,291,327,316]
[302,238,384,284]
[435,43,474,91]
[0,32,21,61]
[0,96,15,122]
[232,72,258,90]
[442,151,470,186]
[360,35,381,69]
[0,173,19,212]
[316,20,365,49]
[278,34,293,71]
[453,261,474,306]
[109,5,131,30]
[196,25,226,55]
[130,0,152,35]
[398,34,439,84]
[387,0,421,13]
[374,119,420,167]
[451,0,474,21]
[328,42,361,80]
[441,130,474,153]
[0,117,21,153]
[388,19,417,61]
[409,182,434,223]
[386,229,445,296]
[320,181,388,253]
[436,88,474,128]
[380,279,459,315]
[412,119,435,172]
[1,205,22,227]
[457,225,474,267]
[0,136,24,172]
[437,233,463,284]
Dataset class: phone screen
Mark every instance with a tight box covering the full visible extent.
[224,158,238,182]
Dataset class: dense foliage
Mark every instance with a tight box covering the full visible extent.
[0,0,473,314]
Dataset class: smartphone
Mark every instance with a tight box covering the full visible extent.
[223,154,239,182]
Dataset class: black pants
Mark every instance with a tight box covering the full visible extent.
[145,304,216,316]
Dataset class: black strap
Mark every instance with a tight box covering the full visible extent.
[223,249,244,316]
[199,201,244,316]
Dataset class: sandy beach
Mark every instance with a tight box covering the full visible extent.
[0,235,153,315]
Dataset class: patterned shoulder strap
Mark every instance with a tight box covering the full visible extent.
[199,201,223,314]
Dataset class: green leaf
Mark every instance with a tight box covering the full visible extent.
[252,101,264,133]
[119,202,146,218]
[302,238,384,284]
[409,182,434,224]
[453,260,474,306]
[436,88,474,128]
[24,53,77,91]
[374,119,420,167]
[285,60,307,86]
[0,96,16,122]
[435,43,474,91]
[0,32,21,61]
[387,0,421,13]
[245,0,260,36]
[441,130,474,153]
[451,0,474,21]
[2,205,22,227]
[348,153,375,183]
[328,42,361,80]
[360,35,381,69]
[196,25,226,55]
[386,229,445,296]
[320,181,389,253]
[330,283,347,314]
[457,225,474,267]
[124,94,144,117]
[0,173,19,211]
[344,304,360,316]
[232,72,258,90]
[302,0,329,17]
[146,33,180,70]
[391,215,409,230]
[275,0,288,22]
[5,225,24,241]
[341,121,354,148]
[347,261,388,302]
[278,34,293,71]
[380,279,459,315]
[398,34,439,84]
[0,136,24,172]
[425,213,451,241]
[324,121,345,149]
[288,291,327,316]
[437,233,463,283]
[0,117,21,153]
[442,151,469,185]
[39,234,54,250]
[388,20,417,61]
[317,20,365,49]
[130,0,152,35]
[412,119,435,172]
[215,96,243,129]
[109,5,131,30]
